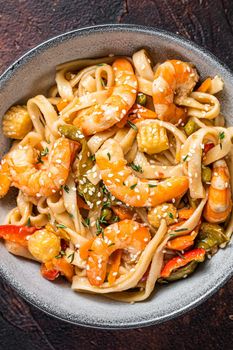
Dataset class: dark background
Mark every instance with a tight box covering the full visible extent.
[1,0,233,349]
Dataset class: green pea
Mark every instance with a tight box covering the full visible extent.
[101,208,112,221]
[201,166,212,183]
[136,93,147,106]
[184,119,198,136]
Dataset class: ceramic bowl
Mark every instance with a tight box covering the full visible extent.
[0,24,232,329]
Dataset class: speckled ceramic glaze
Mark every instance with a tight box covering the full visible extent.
[0,25,232,329]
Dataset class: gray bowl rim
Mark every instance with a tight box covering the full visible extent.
[0,24,233,329]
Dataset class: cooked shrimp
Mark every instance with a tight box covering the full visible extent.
[96,139,189,207]
[0,138,72,197]
[73,58,138,135]
[152,60,199,124]
[86,219,151,286]
[0,157,11,198]
[204,160,232,223]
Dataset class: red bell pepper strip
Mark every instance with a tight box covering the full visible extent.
[204,143,214,154]
[40,263,59,281]
[0,225,37,247]
[160,248,206,278]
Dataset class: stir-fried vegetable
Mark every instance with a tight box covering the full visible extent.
[137,122,169,154]
[201,166,212,183]
[160,248,206,279]
[136,93,147,106]
[184,119,198,136]
[58,124,101,208]
[158,261,198,283]
[0,225,37,246]
[197,223,227,251]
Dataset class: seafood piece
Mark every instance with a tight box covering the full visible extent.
[204,160,232,223]
[85,219,151,286]
[2,105,32,139]
[73,58,138,135]
[152,60,198,124]
[96,139,189,207]
[28,228,61,262]
[0,138,72,197]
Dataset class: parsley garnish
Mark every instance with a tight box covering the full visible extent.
[68,213,74,218]
[37,147,49,164]
[26,218,31,227]
[63,185,70,193]
[148,184,157,188]
[183,154,189,162]
[83,217,90,227]
[112,215,119,222]
[56,223,67,229]
[108,243,115,247]
[169,233,177,237]
[107,152,111,160]
[96,219,103,236]
[127,120,138,131]
[174,228,188,232]
[129,163,143,173]
[67,252,75,263]
[55,250,66,259]
[130,183,137,190]
[219,131,225,140]
[89,154,96,162]
[168,212,174,219]
[219,132,225,149]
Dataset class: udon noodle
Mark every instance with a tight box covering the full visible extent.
[0,49,232,302]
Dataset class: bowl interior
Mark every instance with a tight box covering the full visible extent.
[0,25,232,329]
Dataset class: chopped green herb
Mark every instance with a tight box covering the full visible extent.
[130,183,137,190]
[168,212,174,219]
[37,147,49,164]
[183,154,189,162]
[83,217,90,227]
[129,163,143,173]
[127,120,138,131]
[67,252,75,263]
[108,243,115,247]
[96,219,103,235]
[174,228,188,232]
[89,154,96,162]
[112,215,119,222]
[219,131,225,140]
[47,213,51,221]
[26,218,31,227]
[41,147,49,157]
[68,213,74,218]
[107,152,111,160]
[169,233,177,237]
[99,214,108,225]
[63,185,70,193]
[97,63,105,66]
[55,250,66,259]
[56,223,67,229]
[148,184,157,188]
